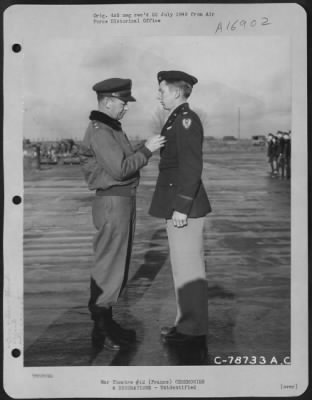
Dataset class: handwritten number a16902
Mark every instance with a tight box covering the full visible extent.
[215,17,271,34]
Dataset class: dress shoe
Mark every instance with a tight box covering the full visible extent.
[103,336,122,351]
[163,330,206,345]
[160,326,176,337]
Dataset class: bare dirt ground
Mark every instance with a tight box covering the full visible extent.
[23,143,290,366]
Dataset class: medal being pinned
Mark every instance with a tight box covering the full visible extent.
[182,118,192,129]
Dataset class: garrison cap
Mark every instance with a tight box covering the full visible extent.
[92,78,136,102]
[157,70,198,86]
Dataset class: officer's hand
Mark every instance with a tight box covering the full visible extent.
[145,135,166,153]
[172,211,188,228]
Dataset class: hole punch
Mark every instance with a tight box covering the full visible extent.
[12,196,22,205]
[12,43,22,53]
[12,348,21,358]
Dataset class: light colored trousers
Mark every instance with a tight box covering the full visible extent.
[166,217,208,335]
[89,195,136,312]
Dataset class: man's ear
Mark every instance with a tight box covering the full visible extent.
[175,87,181,99]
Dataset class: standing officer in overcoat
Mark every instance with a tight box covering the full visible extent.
[149,71,212,346]
[267,133,278,176]
[80,78,165,351]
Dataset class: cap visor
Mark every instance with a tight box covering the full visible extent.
[125,95,136,102]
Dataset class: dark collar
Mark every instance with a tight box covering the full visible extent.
[89,110,122,131]
[172,102,189,116]
[165,103,189,127]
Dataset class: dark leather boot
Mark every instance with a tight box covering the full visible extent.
[108,308,136,343]
[91,309,121,351]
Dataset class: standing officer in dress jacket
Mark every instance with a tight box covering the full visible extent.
[282,131,291,179]
[149,71,212,346]
[80,78,165,351]
[276,131,285,178]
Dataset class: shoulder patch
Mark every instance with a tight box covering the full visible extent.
[182,118,192,129]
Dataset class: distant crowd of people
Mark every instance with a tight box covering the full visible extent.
[24,134,291,180]
[267,131,291,179]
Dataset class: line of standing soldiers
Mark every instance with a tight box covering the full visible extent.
[267,131,291,179]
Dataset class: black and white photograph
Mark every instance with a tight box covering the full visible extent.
[2,2,308,398]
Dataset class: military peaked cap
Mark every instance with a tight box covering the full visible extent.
[92,78,136,102]
[157,70,198,86]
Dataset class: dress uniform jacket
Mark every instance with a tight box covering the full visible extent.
[149,103,211,218]
[80,110,152,196]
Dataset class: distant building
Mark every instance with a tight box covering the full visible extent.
[223,135,237,141]
[251,135,266,146]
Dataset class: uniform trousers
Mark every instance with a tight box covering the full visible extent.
[89,195,136,313]
[166,217,208,336]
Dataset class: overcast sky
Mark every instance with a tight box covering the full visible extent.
[23,35,291,140]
